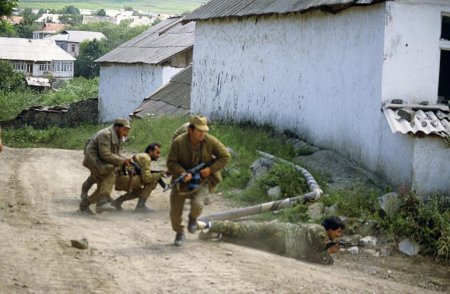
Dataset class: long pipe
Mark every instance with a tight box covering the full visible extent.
[200,151,322,221]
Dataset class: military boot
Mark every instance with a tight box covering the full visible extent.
[135,197,154,213]
[111,195,126,211]
[80,177,95,199]
[173,233,186,246]
[79,198,95,215]
[187,214,197,233]
[95,197,116,214]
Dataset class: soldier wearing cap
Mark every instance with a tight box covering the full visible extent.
[167,115,231,246]
[79,118,132,214]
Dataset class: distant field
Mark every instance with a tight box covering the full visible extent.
[18,0,205,15]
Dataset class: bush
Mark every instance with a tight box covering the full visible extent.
[379,193,450,259]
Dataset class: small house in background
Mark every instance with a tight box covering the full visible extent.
[35,13,61,24]
[33,23,68,39]
[1,16,24,25]
[95,16,195,122]
[131,65,192,118]
[45,30,106,57]
[0,37,75,86]
[184,0,450,195]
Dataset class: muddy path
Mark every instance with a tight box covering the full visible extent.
[0,148,448,293]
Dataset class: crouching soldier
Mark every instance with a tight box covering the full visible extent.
[80,118,132,215]
[112,143,165,213]
[197,216,345,265]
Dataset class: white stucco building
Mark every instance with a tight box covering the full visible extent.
[184,0,450,195]
[95,17,195,122]
[45,30,106,57]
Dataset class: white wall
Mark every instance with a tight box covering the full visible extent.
[382,0,447,103]
[413,138,450,194]
[99,64,163,122]
[191,5,394,179]
[98,64,184,122]
[381,1,450,194]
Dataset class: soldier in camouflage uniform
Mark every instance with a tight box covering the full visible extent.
[79,118,132,215]
[112,143,165,213]
[197,216,345,265]
[167,115,230,246]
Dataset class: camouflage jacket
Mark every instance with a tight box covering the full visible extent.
[209,221,333,265]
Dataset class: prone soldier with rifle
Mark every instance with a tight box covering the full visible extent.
[112,142,168,213]
[166,115,231,246]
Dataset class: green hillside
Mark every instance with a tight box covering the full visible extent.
[18,0,205,15]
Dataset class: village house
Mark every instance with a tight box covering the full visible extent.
[183,0,450,195]
[0,37,75,85]
[33,23,68,39]
[95,16,194,122]
[45,30,106,57]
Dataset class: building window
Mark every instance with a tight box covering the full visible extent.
[439,15,450,102]
[441,15,450,40]
[38,63,49,72]
[71,44,76,52]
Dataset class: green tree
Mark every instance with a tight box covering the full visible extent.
[58,5,80,15]
[74,39,108,78]
[95,9,106,16]
[0,60,25,91]
[0,0,18,29]
[59,14,82,26]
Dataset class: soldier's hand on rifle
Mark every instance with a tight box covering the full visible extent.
[327,243,340,254]
[183,172,193,183]
[200,167,212,178]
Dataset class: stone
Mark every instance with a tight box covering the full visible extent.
[267,186,282,200]
[71,238,89,250]
[307,202,324,221]
[359,236,377,248]
[398,239,420,256]
[379,192,401,217]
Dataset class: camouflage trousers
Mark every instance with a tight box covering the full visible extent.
[207,221,333,264]
[170,184,209,234]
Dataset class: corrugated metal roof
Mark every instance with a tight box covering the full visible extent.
[131,65,192,118]
[183,0,388,21]
[95,17,195,65]
[383,103,450,139]
[46,31,106,43]
[0,37,76,62]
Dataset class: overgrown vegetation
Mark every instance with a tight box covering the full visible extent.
[0,76,98,121]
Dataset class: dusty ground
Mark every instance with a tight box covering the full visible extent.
[0,147,449,293]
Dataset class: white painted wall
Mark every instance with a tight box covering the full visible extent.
[98,64,184,122]
[413,138,450,194]
[99,64,163,122]
[191,1,450,194]
[191,5,396,180]
[381,0,450,194]
[382,0,447,104]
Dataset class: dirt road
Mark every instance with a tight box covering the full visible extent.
[0,148,448,293]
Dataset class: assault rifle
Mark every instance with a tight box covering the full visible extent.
[163,160,213,192]
[326,239,352,249]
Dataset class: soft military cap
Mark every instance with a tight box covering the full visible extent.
[190,115,209,132]
[114,118,131,129]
